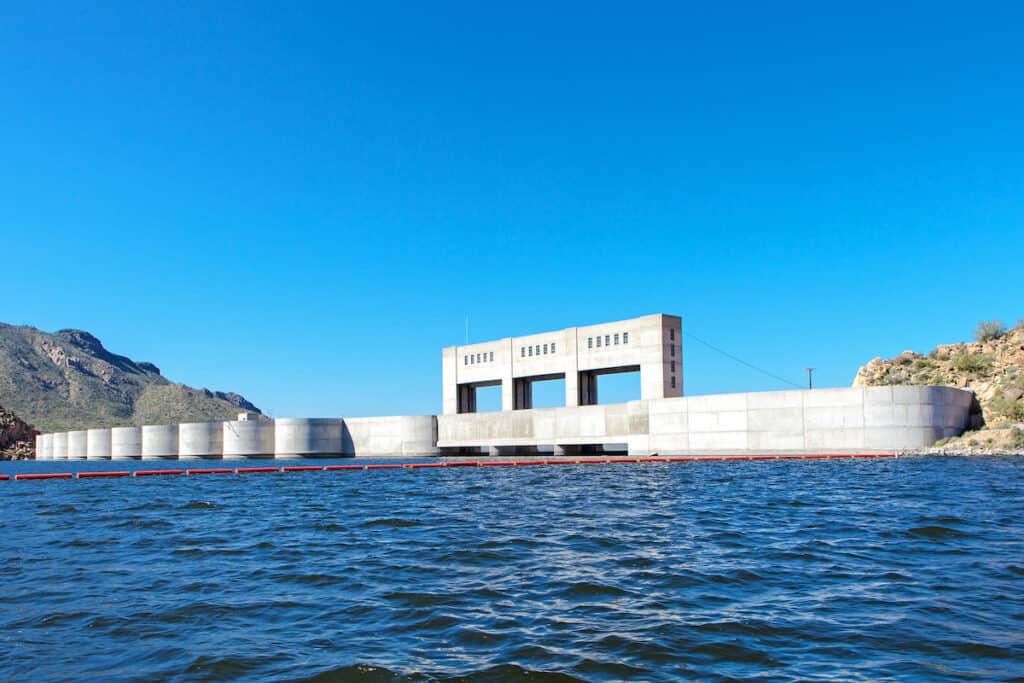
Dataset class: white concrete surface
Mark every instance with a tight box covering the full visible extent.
[223,420,274,459]
[275,418,343,458]
[342,415,438,456]
[438,386,974,455]
[110,426,142,460]
[142,425,179,460]
[52,432,68,460]
[179,422,224,460]
[444,314,683,414]
[87,428,112,460]
[67,430,88,460]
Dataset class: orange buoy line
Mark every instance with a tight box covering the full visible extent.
[2,453,899,482]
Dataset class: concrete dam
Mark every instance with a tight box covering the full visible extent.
[34,314,976,460]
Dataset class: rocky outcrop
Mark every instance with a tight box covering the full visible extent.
[854,322,1024,428]
[0,405,37,460]
[0,323,262,432]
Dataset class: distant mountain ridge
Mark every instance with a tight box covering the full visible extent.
[0,323,260,432]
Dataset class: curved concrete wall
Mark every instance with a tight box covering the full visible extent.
[67,430,89,460]
[87,428,112,460]
[223,420,274,459]
[141,425,179,460]
[275,418,343,458]
[111,426,142,460]
[342,415,439,456]
[35,434,46,460]
[179,422,223,460]
[52,432,68,460]
[43,433,54,460]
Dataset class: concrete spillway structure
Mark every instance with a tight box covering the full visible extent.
[179,422,224,460]
[141,425,179,460]
[87,429,112,460]
[223,420,275,459]
[110,426,142,460]
[52,432,68,460]
[67,430,89,460]
[274,418,343,458]
[343,416,439,456]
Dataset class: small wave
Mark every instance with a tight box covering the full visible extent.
[907,525,969,540]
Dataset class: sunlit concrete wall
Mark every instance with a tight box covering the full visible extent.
[275,418,343,458]
[87,428,112,460]
[438,386,974,455]
[67,430,88,460]
[52,432,68,460]
[343,416,439,457]
[142,425,179,460]
[223,420,275,459]
[179,422,223,460]
[111,427,142,460]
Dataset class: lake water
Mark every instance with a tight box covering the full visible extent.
[1,456,1021,682]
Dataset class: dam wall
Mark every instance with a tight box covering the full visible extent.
[436,386,974,455]
[343,416,439,456]
[32,387,972,460]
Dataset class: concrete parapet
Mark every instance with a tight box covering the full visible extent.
[87,428,112,460]
[67,430,88,460]
[52,432,68,460]
[111,426,142,460]
[275,418,343,458]
[142,425,179,460]
[223,420,274,459]
[179,422,224,460]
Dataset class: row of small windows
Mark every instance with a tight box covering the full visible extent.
[587,331,629,349]
[465,351,494,365]
[521,341,556,358]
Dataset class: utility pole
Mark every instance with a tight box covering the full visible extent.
[805,367,815,390]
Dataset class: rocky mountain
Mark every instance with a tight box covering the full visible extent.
[0,404,36,460]
[854,320,1024,429]
[0,323,261,433]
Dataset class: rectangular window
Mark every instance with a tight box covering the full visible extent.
[529,346,533,356]
[464,355,468,365]
[489,352,494,361]
[671,360,676,372]
[535,345,540,356]
[521,347,525,357]
[671,376,676,388]
[605,335,610,346]
[671,345,675,357]
[588,337,593,349]
[551,342,556,353]
[670,328,675,341]
[596,336,602,347]
[623,332,629,344]
[543,343,548,354]
[614,333,619,345]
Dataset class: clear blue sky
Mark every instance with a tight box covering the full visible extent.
[3,2,1021,417]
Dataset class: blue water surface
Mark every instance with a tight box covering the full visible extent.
[1,456,1021,682]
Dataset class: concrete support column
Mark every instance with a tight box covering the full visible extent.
[457,385,477,413]
[501,338,515,411]
[553,444,571,456]
[442,348,458,415]
[514,378,532,410]
[565,328,579,407]
[579,372,598,405]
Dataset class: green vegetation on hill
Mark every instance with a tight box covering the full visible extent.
[0,323,260,433]
[854,319,1024,429]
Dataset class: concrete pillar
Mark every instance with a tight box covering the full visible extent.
[501,338,515,411]
[87,428,112,460]
[223,420,275,459]
[179,422,224,459]
[442,347,458,415]
[564,328,579,407]
[553,444,571,456]
[142,425,179,460]
[111,427,142,460]
[52,432,68,460]
[274,418,343,458]
[67,430,88,460]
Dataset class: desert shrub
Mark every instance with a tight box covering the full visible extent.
[915,358,935,370]
[1013,428,1024,449]
[974,320,1007,342]
[952,353,993,374]
[990,392,1024,422]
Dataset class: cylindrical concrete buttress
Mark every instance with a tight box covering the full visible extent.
[223,420,275,459]
[274,418,343,458]
[179,422,224,460]
[52,432,68,460]
[87,428,112,460]
[40,433,53,460]
[141,425,179,460]
[34,434,43,460]
[67,430,89,460]
[110,426,142,460]
[400,416,440,456]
